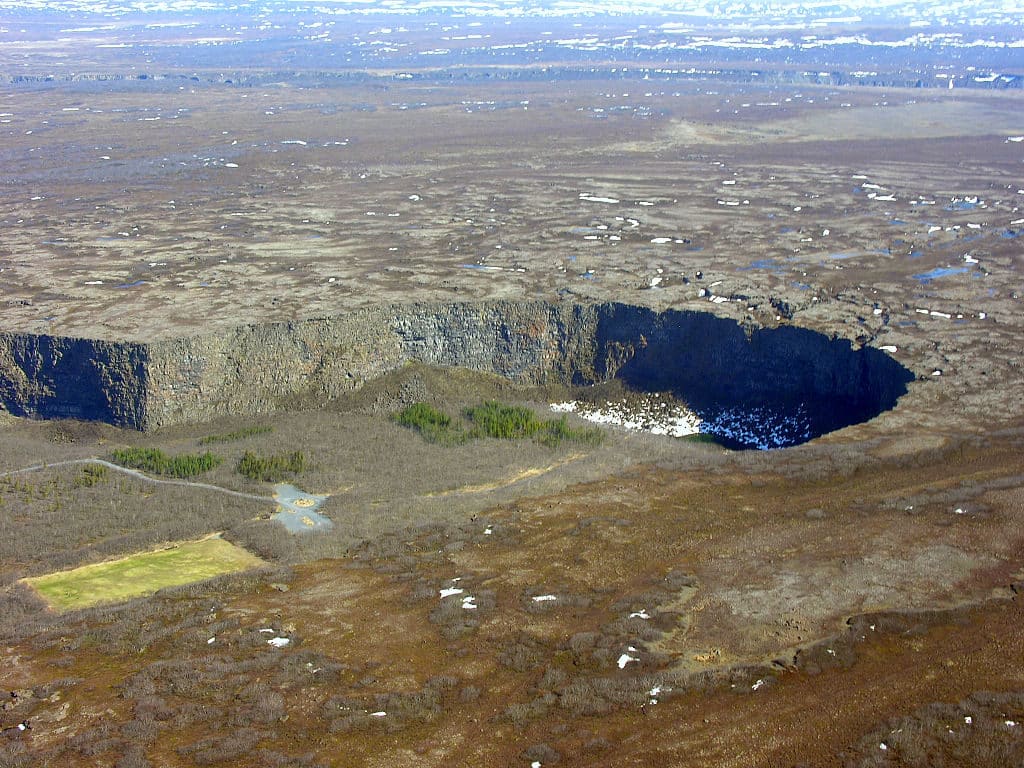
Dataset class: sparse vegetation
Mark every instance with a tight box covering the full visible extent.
[110,448,222,478]
[237,450,308,482]
[199,425,273,445]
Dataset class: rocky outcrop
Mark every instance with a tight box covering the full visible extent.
[0,300,913,440]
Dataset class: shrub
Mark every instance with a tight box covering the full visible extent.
[73,463,109,488]
[110,448,222,478]
[465,401,542,440]
[237,451,308,482]
[393,400,603,448]
[392,402,467,445]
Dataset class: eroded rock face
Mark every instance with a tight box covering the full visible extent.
[0,333,148,427]
[0,301,913,442]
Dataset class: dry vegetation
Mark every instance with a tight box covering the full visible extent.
[1,383,1023,765]
[2,20,1024,762]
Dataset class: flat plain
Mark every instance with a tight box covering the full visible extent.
[1,3,1024,767]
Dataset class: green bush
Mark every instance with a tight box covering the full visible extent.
[393,401,603,448]
[237,451,308,482]
[465,401,542,440]
[392,402,467,445]
[73,463,109,488]
[110,448,222,478]
[199,425,273,445]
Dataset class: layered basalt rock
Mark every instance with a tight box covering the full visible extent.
[0,301,913,445]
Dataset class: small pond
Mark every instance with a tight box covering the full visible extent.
[272,484,332,533]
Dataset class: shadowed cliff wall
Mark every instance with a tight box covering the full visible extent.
[0,301,914,444]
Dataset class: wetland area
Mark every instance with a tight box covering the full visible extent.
[1,1,1024,766]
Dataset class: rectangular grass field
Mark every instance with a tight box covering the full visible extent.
[22,537,265,612]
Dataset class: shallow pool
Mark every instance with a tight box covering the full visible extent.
[272,484,333,533]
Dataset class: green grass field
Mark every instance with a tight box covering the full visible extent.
[23,537,265,612]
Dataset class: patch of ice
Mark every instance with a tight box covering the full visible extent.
[84,280,103,285]
[630,610,650,619]
[879,345,898,353]
[462,596,477,610]
[281,139,307,145]
[532,594,557,602]
[617,653,638,669]
[207,637,216,644]
[650,237,672,244]
[484,526,493,535]
[224,162,238,168]
[267,637,290,648]
[439,587,464,599]
[1007,136,1024,143]
[370,711,387,717]
[751,679,766,691]
[964,254,979,264]
[965,716,973,724]
[579,194,620,204]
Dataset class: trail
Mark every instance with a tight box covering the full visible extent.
[0,458,275,504]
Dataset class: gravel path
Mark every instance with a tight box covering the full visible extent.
[0,458,275,504]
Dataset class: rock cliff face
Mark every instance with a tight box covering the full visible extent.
[140,301,600,429]
[0,333,148,427]
[0,301,913,441]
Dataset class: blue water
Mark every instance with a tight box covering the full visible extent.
[913,266,969,283]
[272,484,332,533]
[740,259,785,273]
[945,199,979,211]
[116,280,146,289]
[1001,229,1020,239]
